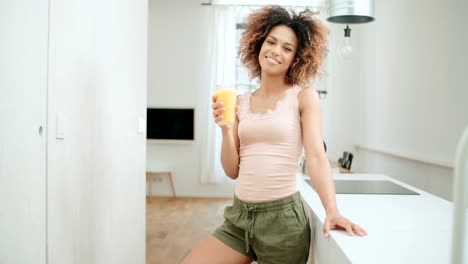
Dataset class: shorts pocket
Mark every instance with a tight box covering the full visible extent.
[223,205,246,230]
[223,205,234,219]
[280,206,303,233]
[280,204,310,244]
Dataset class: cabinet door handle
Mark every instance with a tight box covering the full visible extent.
[39,126,43,136]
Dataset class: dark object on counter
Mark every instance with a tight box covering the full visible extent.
[339,151,353,170]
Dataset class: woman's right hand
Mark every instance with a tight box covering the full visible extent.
[212,95,237,128]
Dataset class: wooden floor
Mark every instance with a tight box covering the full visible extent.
[146,197,233,264]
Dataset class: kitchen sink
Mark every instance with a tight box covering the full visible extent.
[305,179,420,195]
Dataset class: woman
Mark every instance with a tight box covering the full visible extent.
[182,5,367,264]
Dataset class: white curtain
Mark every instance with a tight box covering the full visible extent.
[199,6,237,184]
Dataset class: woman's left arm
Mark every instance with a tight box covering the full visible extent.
[298,88,367,238]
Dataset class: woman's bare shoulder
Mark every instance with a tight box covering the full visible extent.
[297,87,320,111]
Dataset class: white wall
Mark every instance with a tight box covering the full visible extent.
[326,0,468,200]
[47,0,147,263]
[320,21,367,162]
[301,0,467,201]
[147,0,235,197]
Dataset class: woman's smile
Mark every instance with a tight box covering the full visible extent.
[265,56,281,65]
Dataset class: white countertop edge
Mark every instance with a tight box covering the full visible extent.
[297,172,456,264]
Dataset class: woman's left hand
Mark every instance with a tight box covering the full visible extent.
[323,212,367,238]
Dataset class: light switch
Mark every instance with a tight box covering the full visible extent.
[56,113,65,139]
[138,117,145,134]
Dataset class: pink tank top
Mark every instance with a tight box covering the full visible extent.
[235,85,303,202]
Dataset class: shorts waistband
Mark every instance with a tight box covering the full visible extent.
[233,191,302,212]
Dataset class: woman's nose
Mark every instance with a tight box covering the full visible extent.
[271,45,281,55]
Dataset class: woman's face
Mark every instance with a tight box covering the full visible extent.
[258,25,298,77]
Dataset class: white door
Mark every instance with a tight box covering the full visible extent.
[0,1,49,263]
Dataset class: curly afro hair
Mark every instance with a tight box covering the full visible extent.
[238,5,329,88]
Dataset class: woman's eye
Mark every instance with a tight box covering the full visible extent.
[284,47,292,52]
[267,40,274,45]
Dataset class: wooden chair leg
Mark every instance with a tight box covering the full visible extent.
[146,171,175,199]
[168,172,176,198]
[148,175,153,203]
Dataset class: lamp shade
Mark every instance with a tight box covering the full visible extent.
[327,0,375,24]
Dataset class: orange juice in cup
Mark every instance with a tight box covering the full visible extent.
[215,86,237,124]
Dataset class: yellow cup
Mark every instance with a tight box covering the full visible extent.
[215,88,237,124]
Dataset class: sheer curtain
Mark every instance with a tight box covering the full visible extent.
[199,6,237,184]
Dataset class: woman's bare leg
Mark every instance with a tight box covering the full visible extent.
[181,235,253,264]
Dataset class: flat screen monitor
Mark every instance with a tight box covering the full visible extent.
[147,108,194,141]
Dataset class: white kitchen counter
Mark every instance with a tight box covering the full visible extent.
[299,173,458,264]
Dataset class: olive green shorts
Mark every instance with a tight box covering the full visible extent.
[212,192,311,263]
